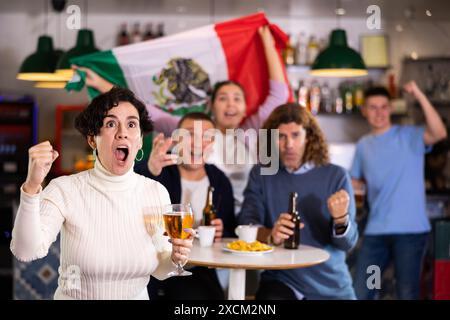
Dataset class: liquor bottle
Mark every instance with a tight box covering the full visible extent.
[321,81,333,113]
[284,192,300,249]
[306,36,320,66]
[388,74,397,99]
[345,89,354,114]
[156,23,165,38]
[335,95,343,114]
[143,23,154,41]
[354,83,364,112]
[309,80,321,115]
[117,23,130,46]
[297,80,309,109]
[202,186,217,226]
[131,22,142,43]
[283,34,295,66]
[295,32,307,65]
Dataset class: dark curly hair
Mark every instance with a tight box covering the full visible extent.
[262,103,329,167]
[75,87,153,138]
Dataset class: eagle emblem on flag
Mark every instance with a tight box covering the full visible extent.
[152,57,211,114]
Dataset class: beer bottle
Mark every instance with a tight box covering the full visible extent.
[284,192,300,249]
[202,186,217,226]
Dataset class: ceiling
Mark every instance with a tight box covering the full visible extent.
[0,0,449,21]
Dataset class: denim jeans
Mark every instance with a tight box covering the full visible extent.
[353,233,429,300]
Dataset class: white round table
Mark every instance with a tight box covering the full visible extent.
[188,238,330,300]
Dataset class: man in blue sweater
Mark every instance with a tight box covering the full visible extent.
[238,103,358,300]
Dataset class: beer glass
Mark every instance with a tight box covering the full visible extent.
[143,206,164,238]
[163,203,194,276]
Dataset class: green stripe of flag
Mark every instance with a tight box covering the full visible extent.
[66,50,128,99]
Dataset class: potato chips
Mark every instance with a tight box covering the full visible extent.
[227,240,272,252]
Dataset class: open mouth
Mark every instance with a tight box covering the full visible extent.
[114,146,129,162]
[224,111,238,117]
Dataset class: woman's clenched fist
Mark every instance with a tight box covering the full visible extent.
[23,141,59,194]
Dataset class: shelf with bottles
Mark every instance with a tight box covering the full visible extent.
[293,77,410,121]
[283,31,390,78]
[116,21,165,46]
[286,64,391,74]
[294,79,366,116]
[283,32,324,68]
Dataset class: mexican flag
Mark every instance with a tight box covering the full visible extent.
[66,12,291,118]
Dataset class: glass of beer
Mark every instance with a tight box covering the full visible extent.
[163,203,194,276]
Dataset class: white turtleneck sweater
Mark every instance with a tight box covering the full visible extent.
[10,160,177,300]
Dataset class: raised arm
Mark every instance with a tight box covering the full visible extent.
[10,141,64,261]
[329,174,358,252]
[242,26,289,130]
[73,65,114,93]
[403,81,447,145]
[260,25,285,83]
[11,186,65,262]
[146,133,178,176]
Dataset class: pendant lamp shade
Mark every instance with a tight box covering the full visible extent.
[311,29,368,77]
[56,29,99,77]
[17,36,72,81]
[17,36,61,81]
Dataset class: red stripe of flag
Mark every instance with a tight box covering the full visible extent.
[215,12,294,118]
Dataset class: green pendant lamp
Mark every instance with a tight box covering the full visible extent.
[17,0,71,82]
[56,29,99,78]
[311,29,367,77]
[16,35,69,81]
[33,49,69,88]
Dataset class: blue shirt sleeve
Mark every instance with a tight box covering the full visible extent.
[330,169,359,252]
[350,142,363,180]
[237,166,266,226]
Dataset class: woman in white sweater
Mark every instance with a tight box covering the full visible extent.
[10,87,194,300]
[75,26,289,215]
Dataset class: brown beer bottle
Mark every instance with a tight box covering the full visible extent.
[202,186,217,226]
[284,192,300,249]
